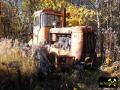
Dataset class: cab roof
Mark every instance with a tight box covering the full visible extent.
[34,8,62,16]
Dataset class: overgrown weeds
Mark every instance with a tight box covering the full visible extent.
[0,33,119,90]
[0,38,37,77]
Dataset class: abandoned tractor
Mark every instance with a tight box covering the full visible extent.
[28,8,96,72]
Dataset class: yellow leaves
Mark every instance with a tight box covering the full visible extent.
[103,67,114,74]
[23,0,96,26]
[67,18,79,26]
[66,5,96,26]
[79,8,84,12]
[39,0,65,11]
[105,49,112,65]
[79,18,85,25]
[105,56,112,65]
[57,0,66,8]
[41,0,96,26]
[67,5,79,17]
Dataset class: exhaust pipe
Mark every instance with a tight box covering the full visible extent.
[62,8,66,27]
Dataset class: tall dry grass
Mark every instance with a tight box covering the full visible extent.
[0,38,37,77]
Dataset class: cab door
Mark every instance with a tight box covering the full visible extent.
[33,13,41,46]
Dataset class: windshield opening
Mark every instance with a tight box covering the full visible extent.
[41,13,60,27]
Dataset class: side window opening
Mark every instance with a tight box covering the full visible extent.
[34,14,41,28]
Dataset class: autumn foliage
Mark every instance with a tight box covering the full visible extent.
[22,0,96,26]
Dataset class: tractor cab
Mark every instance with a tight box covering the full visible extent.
[34,9,62,28]
[29,9,64,46]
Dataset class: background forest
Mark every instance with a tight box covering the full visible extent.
[0,0,120,90]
